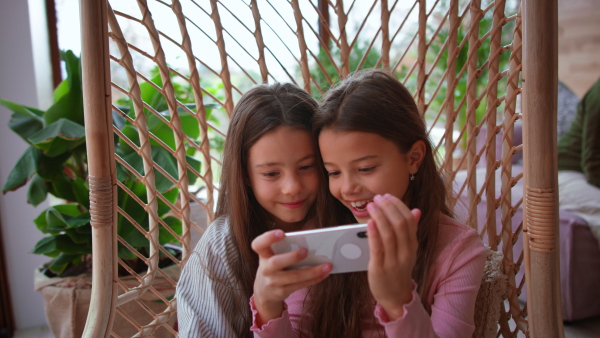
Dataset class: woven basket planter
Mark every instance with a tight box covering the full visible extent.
[34,264,180,337]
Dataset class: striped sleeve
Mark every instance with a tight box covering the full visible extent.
[176,217,247,337]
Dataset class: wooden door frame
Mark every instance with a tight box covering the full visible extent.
[0,215,15,338]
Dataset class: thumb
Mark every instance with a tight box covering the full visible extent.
[411,208,422,223]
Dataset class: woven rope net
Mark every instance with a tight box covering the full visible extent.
[102,0,526,336]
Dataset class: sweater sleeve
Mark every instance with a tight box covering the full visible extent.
[581,78,600,188]
[375,232,487,338]
[249,295,297,337]
[176,218,246,338]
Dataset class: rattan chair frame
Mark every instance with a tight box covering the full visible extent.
[80,0,562,336]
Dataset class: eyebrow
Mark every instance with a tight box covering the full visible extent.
[323,155,378,166]
[255,154,316,168]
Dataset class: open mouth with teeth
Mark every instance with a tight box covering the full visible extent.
[349,199,372,212]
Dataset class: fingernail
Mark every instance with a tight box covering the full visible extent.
[274,230,284,238]
[373,195,383,202]
[384,193,393,200]
[367,203,375,211]
[299,248,307,256]
[368,220,376,231]
[322,264,332,273]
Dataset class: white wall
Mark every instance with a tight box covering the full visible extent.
[0,0,53,330]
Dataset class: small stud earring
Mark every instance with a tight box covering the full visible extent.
[410,174,415,181]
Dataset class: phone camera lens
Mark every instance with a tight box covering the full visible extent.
[357,231,367,238]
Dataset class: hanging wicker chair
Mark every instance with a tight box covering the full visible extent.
[80,0,561,336]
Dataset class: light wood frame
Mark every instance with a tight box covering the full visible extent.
[80,0,562,336]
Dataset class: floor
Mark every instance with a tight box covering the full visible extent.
[12,316,600,338]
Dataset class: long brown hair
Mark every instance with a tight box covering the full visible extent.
[309,69,452,336]
[214,82,331,336]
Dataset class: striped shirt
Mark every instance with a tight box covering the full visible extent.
[176,217,250,337]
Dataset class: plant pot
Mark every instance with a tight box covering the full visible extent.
[34,263,180,337]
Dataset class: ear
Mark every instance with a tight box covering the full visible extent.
[407,140,426,174]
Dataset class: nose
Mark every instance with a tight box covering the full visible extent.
[281,173,302,196]
[340,174,359,196]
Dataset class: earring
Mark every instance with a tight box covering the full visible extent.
[410,173,415,181]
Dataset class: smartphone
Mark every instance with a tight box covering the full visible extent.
[271,223,369,274]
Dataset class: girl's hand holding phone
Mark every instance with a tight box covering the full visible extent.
[251,230,333,325]
[366,194,421,321]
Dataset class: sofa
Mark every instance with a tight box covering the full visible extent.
[453,82,600,322]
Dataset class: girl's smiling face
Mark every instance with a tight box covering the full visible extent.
[318,129,424,223]
[247,126,319,231]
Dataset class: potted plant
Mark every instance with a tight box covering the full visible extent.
[0,50,209,337]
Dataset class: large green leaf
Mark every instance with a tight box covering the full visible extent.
[54,234,87,255]
[65,228,91,244]
[48,253,81,275]
[72,177,90,210]
[0,98,44,119]
[120,146,177,193]
[140,72,166,112]
[115,161,131,182]
[51,173,77,202]
[120,146,201,192]
[152,147,178,190]
[157,187,179,217]
[175,107,200,139]
[45,208,70,231]
[27,173,48,206]
[112,109,127,130]
[28,118,85,157]
[147,108,202,149]
[117,182,149,230]
[34,204,86,234]
[44,50,84,126]
[186,155,201,185]
[33,236,59,255]
[0,98,44,142]
[51,204,82,216]
[159,216,182,244]
[36,152,71,181]
[52,78,70,103]
[148,116,176,150]
[1,146,42,192]
[118,124,140,155]
[117,243,138,260]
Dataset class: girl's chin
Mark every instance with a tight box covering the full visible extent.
[349,206,371,223]
[352,214,371,223]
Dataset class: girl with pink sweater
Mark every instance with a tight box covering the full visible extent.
[250,70,487,337]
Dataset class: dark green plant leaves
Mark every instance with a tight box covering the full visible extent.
[120,146,201,192]
[118,124,141,155]
[50,173,77,202]
[0,98,44,142]
[159,216,182,244]
[36,152,71,181]
[3,52,215,276]
[28,118,85,157]
[27,174,48,206]
[44,50,84,126]
[48,253,84,275]
[1,146,42,193]
[34,205,90,234]
[72,177,90,210]
[33,234,89,257]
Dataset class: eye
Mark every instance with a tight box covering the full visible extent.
[359,166,375,173]
[299,163,315,171]
[327,171,341,177]
[262,171,279,178]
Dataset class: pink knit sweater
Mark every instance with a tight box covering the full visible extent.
[249,214,486,337]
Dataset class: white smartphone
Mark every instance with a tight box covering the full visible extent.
[271,223,369,274]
